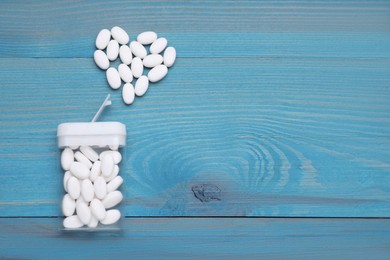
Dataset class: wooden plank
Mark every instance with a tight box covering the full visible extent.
[0,57,389,217]
[0,1,389,58]
[0,217,389,259]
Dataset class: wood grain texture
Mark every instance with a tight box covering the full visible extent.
[0,57,389,217]
[0,218,389,259]
[0,0,389,218]
[0,1,389,58]
[1,0,390,256]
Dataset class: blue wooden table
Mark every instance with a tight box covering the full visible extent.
[0,0,389,259]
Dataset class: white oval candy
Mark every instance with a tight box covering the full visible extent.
[150,37,167,54]
[81,179,94,202]
[61,148,74,171]
[118,64,133,83]
[102,191,123,209]
[69,161,90,179]
[80,146,99,162]
[67,176,80,200]
[100,151,122,164]
[76,202,91,225]
[105,165,119,182]
[163,47,176,67]
[63,215,83,228]
[89,161,101,182]
[131,57,143,78]
[100,209,121,225]
[148,65,168,83]
[94,176,107,199]
[63,171,71,192]
[130,41,147,59]
[111,26,129,45]
[69,145,79,150]
[137,31,157,45]
[101,154,114,177]
[107,176,123,193]
[76,201,91,225]
[90,199,106,221]
[119,45,132,65]
[74,151,92,169]
[143,54,163,68]
[62,194,76,217]
[122,83,135,105]
[106,40,119,61]
[135,76,149,97]
[95,29,111,50]
[106,67,121,90]
[88,215,98,228]
[93,50,110,70]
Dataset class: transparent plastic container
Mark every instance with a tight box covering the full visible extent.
[57,95,126,231]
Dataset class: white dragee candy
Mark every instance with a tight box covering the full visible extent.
[100,151,122,164]
[89,161,101,182]
[106,67,121,90]
[131,57,143,78]
[119,45,133,65]
[135,76,149,97]
[95,29,111,50]
[63,215,84,228]
[164,46,176,67]
[102,191,123,209]
[81,179,94,202]
[74,151,92,169]
[80,146,99,162]
[111,26,129,45]
[106,40,119,61]
[105,165,119,182]
[100,209,121,225]
[143,54,163,68]
[148,64,168,83]
[137,31,157,45]
[67,176,81,200]
[101,154,114,177]
[70,161,90,179]
[63,171,71,192]
[76,201,92,225]
[130,41,147,59]
[150,37,167,54]
[122,83,135,105]
[93,51,109,71]
[90,199,106,221]
[61,148,74,171]
[94,176,107,199]
[62,194,76,217]
[118,64,133,83]
[88,215,99,228]
[107,176,123,193]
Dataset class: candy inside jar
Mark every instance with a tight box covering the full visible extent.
[57,95,126,229]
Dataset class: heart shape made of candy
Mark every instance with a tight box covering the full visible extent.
[93,26,176,105]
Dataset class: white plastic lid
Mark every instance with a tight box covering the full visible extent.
[57,122,126,148]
